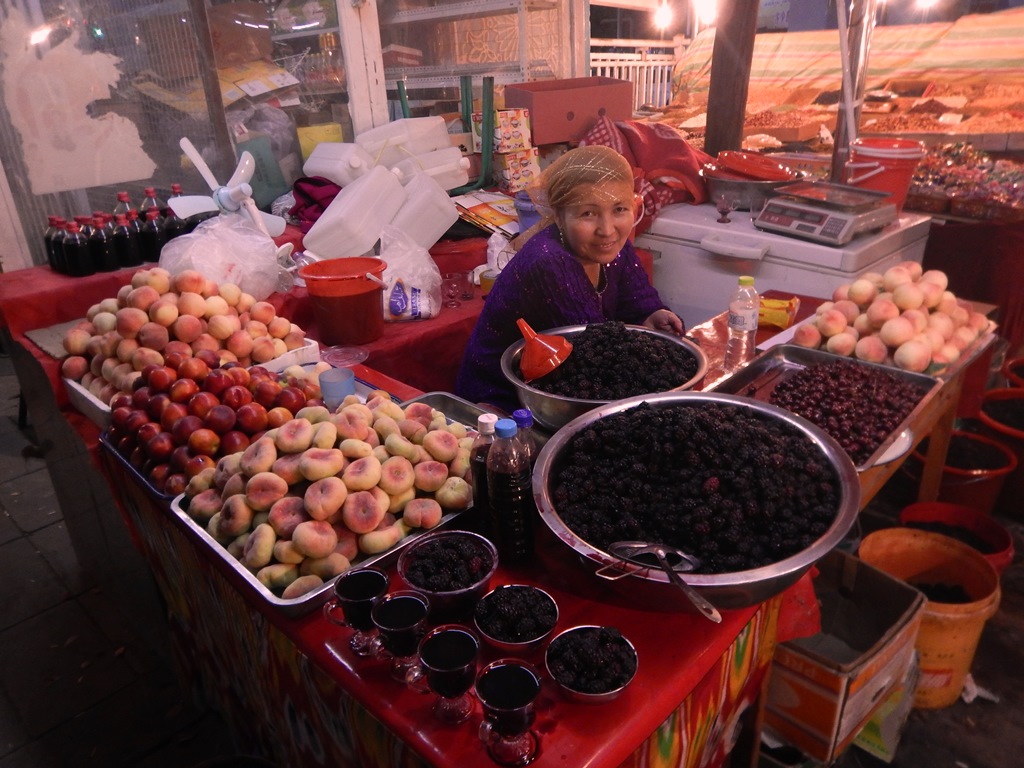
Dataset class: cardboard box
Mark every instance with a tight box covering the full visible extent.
[853,655,920,763]
[208,2,273,69]
[382,44,424,68]
[503,77,633,145]
[492,147,541,194]
[471,109,532,154]
[763,550,925,764]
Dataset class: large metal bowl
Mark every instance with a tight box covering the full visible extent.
[700,165,807,212]
[532,391,860,610]
[500,325,708,432]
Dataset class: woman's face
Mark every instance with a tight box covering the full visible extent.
[556,180,636,267]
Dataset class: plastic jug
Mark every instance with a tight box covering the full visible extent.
[356,116,450,168]
[303,165,407,259]
[390,147,471,192]
[389,172,460,250]
[303,142,374,187]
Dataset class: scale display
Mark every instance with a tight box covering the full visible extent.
[753,197,898,246]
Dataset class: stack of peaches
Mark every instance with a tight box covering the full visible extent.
[792,263,991,372]
[178,395,475,600]
[61,266,310,405]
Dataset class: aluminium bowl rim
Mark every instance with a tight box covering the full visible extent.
[544,624,638,701]
[397,529,499,597]
[500,324,710,405]
[531,391,861,591]
[473,583,560,650]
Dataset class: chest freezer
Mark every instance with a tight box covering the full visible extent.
[634,203,932,328]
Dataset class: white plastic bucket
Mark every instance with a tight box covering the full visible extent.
[356,117,450,168]
[844,137,925,213]
[303,142,374,187]
[389,172,460,250]
[303,165,407,259]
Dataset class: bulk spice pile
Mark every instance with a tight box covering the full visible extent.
[905,142,1024,221]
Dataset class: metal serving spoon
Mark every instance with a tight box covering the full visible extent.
[609,541,722,624]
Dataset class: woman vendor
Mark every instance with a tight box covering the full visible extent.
[455,145,684,413]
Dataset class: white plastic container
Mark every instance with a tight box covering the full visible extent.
[356,116,450,168]
[302,142,374,187]
[390,147,471,192]
[303,165,407,259]
[388,172,459,251]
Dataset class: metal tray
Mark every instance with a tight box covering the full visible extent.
[170,493,461,617]
[399,392,497,431]
[773,180,891,211]
[99,432,176,501]
[708,345,941,471]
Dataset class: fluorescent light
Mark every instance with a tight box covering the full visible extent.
[29,25,52,45]
[654,2,673,30]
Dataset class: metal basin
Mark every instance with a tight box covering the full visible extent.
[532,392,860,610]
[500,325,708,433]
[701,165,806,212]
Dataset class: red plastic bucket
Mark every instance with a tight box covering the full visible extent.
[906,430,1018,515]
[299,257,387,346]
[978,388,1024,519]
[898,502,1014,576]
[845,137,925,213]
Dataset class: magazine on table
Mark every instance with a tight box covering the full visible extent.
[451,191,519,239]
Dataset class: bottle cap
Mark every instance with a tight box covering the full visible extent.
[739,275,755,286]
[92,215,106,227]
[117,191,130,201]
[144,187,156,196]
[495,418,517,439]
[171,183,183,194]
[476,413,499,434]
[512,409,533,429]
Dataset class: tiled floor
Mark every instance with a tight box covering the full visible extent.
[0,341,1021,768]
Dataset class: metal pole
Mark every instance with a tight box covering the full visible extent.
[831,0,879,183]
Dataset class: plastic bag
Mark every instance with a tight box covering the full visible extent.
[380,225,441,321]
[159,214,281,300]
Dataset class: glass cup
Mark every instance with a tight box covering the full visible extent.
[323,568,389,657]
[476,659,541,766]
[442,271,468,308]
[406,624,480,725]
[318,366,356,412]
[480,269,499,298]
[370,590,431,681]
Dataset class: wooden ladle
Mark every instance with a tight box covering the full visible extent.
[517,318,573,383]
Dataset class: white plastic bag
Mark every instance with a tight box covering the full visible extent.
[159,214,281,300]
[380,225,441,321]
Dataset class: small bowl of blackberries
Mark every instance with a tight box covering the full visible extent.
[544,625,638,703]
[397,530,498,620]
[474,584,559,653]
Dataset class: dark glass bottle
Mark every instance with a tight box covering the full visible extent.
[485,418,535,563]
[163,183,187,240]
[139,209,167,263]
[62,221,95,277]
[470,413,498,530]
[88,214,119,272]
[112,213,143,268]
[50,218,68,274]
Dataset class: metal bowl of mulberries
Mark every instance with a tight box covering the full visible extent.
[532,391,861,611]
[500,322,708,432]
[545,625,638,703]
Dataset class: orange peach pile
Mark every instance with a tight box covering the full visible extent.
[792,264,991,373]
[60,267,309,405]
[180,393,475,599]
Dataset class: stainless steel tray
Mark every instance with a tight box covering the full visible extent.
[170,493,461,617]
[399,392,498,431]
[709,344,941,471]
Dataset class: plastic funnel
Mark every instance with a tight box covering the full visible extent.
[517,318,573,383]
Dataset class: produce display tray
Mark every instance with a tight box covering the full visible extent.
[399,391,496,430]
[99,431,176,501]
[709,345,941,471]
[170,493,461,617]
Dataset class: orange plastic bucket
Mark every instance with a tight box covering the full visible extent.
[898,502,1015,576]
[858,528,1001,709]
[299,257,387,346]
[845,137,925,213]
[978,387,1024,519]
[905,430,1017,515]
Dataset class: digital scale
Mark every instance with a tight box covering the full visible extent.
[753,181,899,246]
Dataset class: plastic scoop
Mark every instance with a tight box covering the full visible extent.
[517,318,573,383]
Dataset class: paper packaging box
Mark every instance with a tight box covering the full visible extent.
[763,549,925,765]
[504,77,633,145]
[853,654,920,763]
[382,44,424,68]
[492,147,541,194]
[471,109,532,154]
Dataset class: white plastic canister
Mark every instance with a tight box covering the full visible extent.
[388,172,460,251]
[356,116,450,168]
[302,165,407,259]
[303,142,374,187]
[390,147,471,191]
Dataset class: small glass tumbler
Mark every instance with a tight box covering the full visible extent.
[476,659,542,766]
[318,367,356,412]
[442,271,468,308]
[371,590,431,681]
[406,624,480,725]
[323,568,389,657]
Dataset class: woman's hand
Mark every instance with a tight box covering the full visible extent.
[643,309,685,336]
